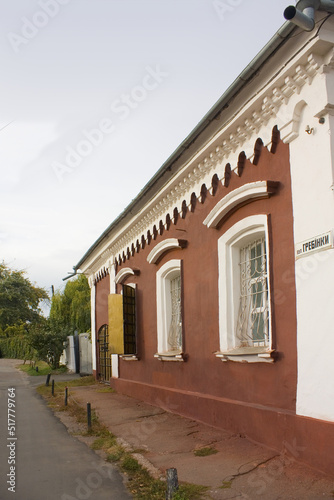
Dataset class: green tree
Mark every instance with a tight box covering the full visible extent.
[0,262,48,335]
[29,317,70,370]
[50,274,90,334]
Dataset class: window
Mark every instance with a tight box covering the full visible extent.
[217,215,274,362]
[108,284,137,359]
[168,274,182,351]
[155,259,184,360]
[122,284,137,355]
[237,237,269,347]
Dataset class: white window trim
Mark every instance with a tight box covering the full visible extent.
[115,268,139,284]
[203,181,279,229]
[217,214,274,363]
[147,238,187,264]
[155,259,184,361]
[119,355,139,361]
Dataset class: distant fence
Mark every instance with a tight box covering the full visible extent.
[60,333,92,375]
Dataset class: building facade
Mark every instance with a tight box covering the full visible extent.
[76,13,334,476]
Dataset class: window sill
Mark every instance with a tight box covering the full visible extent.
[154,351,184,362]
[215,347,275,363]
[119,355,139,361]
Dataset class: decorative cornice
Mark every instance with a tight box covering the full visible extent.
[81,49,326,274]
[88,265,110,284]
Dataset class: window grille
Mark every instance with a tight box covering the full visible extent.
[236,237,269,347]
[122,284,136,355]
[168,275,182,351]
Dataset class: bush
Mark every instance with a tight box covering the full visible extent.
[29,319,70,370]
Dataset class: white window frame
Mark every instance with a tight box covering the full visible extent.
[155,259,184,361]
[217,215,274,363]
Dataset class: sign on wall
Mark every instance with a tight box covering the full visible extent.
[295,231,333,259]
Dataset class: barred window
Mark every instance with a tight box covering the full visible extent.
[156,259,183,358]
[123,284,137,355]
[217,215,273,363]
[236,238,269,347]
[168,275,182,351]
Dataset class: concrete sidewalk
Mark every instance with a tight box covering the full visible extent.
[67,384,334,499]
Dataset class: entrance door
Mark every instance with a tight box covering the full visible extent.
[97,324,111,382]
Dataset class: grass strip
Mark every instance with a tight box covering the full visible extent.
[18,361,67,376]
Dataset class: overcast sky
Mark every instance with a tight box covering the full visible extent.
[1,0,291,296]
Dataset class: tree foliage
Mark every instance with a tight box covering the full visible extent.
[29,318,71,370]
[0,262,48,335]
[0,264,90,368]
[28,274,91,369]
[0,332,35,360]
[50,274,90,333]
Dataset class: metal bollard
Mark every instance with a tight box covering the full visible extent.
[45,374,51,386]
[166,468,178,499]
[87,403,92,430]
[51,379,55,396]
[65,387,68,406]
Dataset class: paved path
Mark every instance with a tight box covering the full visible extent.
[71,385,334,500]
[0,359,132,500]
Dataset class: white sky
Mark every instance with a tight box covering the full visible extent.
[1,0,291,295]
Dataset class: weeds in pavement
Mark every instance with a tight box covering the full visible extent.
[220,480,232,489]
[91,434,116,450]
[105,442,207,499]
[107,444,207,499]
[96,386,115,393]
[194,447,218,457]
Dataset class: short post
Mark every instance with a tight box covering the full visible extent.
[45,374,51,386]
[35,366,39,372]
[166,468,178,499]
[51,379,55,396]
[87,403,91,431]
[64,387,68,406]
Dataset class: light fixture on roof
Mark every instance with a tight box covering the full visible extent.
[284,0,334,31]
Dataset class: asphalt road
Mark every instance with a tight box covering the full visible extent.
[0,359,132,500]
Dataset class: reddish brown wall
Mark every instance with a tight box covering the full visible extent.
[110,139,297,410]
[95,275,110,333]
[96,137,316,467]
